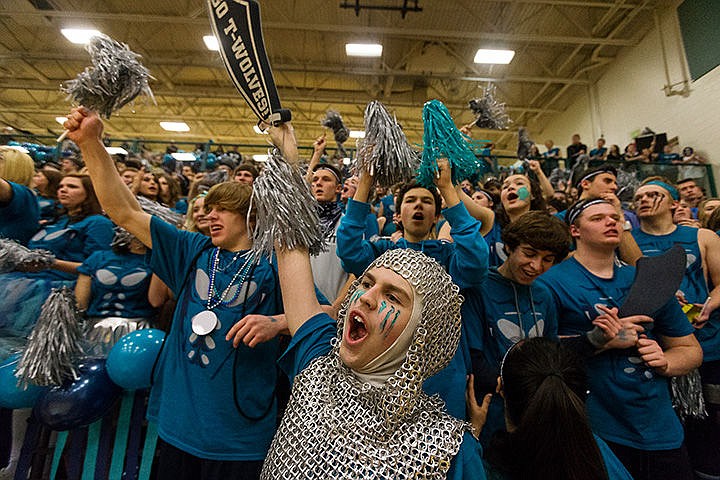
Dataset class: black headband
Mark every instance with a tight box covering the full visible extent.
[565,198,611,226]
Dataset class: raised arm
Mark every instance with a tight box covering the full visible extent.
[455,187,494,236]
[304,134,326,184]
[64,107,152,248]
[275,245,324,335]
[528,160,554,201]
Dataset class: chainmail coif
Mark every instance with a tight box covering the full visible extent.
[261,248,467,479]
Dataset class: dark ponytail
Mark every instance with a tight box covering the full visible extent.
[487,337,608,480]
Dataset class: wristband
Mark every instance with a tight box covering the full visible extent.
[586,326,607,348]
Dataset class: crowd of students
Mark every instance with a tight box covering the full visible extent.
[0,107,719,480]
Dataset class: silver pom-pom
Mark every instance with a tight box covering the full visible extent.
[250,151,325,259]
[15,287,84,387]
[671,369,707,421]
[468,85,511,130]
[136,196,183,227]
[62,34,155,118]
[357,100,419,187]
[0,238,55,273]
[517,127,534,160]
[321,110,350,145]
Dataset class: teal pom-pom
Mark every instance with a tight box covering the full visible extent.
[417,99,486,189]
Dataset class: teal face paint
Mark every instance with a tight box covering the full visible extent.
[378,300,387,315]
[349,288,365,306]
[517,186,530,201]
[380,306,395,331]
[384,310,401,338]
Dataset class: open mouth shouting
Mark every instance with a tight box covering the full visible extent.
[506,191,519,201]
[344,309,369,346]
[411,211,425,221]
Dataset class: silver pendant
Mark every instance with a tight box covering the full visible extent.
[191,310,218,336]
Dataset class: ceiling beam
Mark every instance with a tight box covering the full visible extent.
[0,10,638,46]
[0,81,561,113]
[0,52,591,85]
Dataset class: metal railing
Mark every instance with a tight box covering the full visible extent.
[2,134,715,196]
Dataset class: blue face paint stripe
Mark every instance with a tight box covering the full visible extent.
[349,288,365,305]
[380,305,394,331]
[378,300,387,314]
[384,310,402,338]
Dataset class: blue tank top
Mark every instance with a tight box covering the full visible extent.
[632,225,708,304]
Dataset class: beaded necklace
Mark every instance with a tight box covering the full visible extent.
[191,247,254,336]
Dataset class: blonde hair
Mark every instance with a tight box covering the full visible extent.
[0,147,34,186]
[184,193,207,233]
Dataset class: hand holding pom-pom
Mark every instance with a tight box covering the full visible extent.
[63,107,105,147]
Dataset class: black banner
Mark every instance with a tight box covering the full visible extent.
[207,0,290,124]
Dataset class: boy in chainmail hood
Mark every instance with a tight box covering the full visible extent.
[246,122,486,480]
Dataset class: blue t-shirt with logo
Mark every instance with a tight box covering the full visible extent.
[147,216,283,461]
[77,250,157,319]
[538,257,694,450]
[36,194,60,223]
[28,214,114,281]
[463,269,558,444]
[633,225,720,361]
[483,222,505,268]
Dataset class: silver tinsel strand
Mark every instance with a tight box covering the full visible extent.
[0,238,55,273]
[517,127,534,160]
[671,369,707,421]
[15,287,84,387]
[110,226,135,250]
[62,34,155,118]
[136,195,184,226]
[250,151,326,259]
[321,110,350,144]
[357,100,419,187]
[468,85,511,130]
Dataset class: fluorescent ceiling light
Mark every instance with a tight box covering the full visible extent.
[160,121,190,132]
[203,35,220,51]
[7,145,29,153]
[253,154,269,162]
[105,147,128,155]
[61,28,102,44]
[171,152,197,161]
[349,130,366,139]
[55,116,67,125]
[345,43,383,57]
[473,49,515,64]
[252,124,269,134]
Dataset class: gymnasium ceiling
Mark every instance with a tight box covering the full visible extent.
[0,0,665,155]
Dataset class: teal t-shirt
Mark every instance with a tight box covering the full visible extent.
[633,225,720,361]
[538,257,694,450]
[28,213,114,280]
[147,216,283,461]
[77,250,157,319]
[0,181,39,245]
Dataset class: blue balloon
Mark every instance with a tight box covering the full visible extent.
[106,329,165,390]
[34,358,121,431]
[0,354,47,409]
